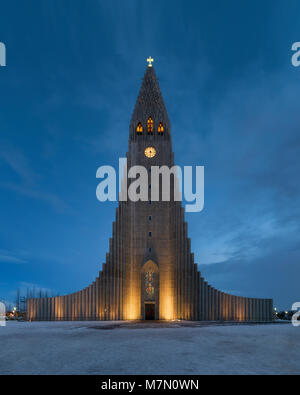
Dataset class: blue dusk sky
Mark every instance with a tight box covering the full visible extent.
[0,1,300,310]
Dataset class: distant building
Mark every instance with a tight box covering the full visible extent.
[27,61,273,321]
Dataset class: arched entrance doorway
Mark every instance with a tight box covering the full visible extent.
[141,260,159,320]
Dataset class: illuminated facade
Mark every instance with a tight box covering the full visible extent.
[27,63,273,321]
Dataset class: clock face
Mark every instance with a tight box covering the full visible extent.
[144,146,156,158]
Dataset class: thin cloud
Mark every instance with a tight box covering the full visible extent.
[0,254,27,264]
[0,142,72,214]
[0,142,36,185]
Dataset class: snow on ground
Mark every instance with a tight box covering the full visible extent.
[0,321,299,375]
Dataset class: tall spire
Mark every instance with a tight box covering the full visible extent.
[130,64,170,139]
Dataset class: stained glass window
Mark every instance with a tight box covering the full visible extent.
[145,271,155,300]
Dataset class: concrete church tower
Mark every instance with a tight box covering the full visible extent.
[125,63,179,320]
[27,60,273,322]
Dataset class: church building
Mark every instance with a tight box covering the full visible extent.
[27,60,273,321]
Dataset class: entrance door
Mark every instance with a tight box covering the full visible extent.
[145,303,155,320]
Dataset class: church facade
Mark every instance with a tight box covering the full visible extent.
[27,62,273,322]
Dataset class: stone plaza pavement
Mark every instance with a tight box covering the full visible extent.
[0,321,298,375]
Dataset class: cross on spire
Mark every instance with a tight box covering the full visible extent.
[147,56,154,67]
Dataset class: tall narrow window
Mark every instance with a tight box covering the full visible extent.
[145,271,154,300]
[147,117,153,134]
[136,122,143,135]
[158,122,164,134]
